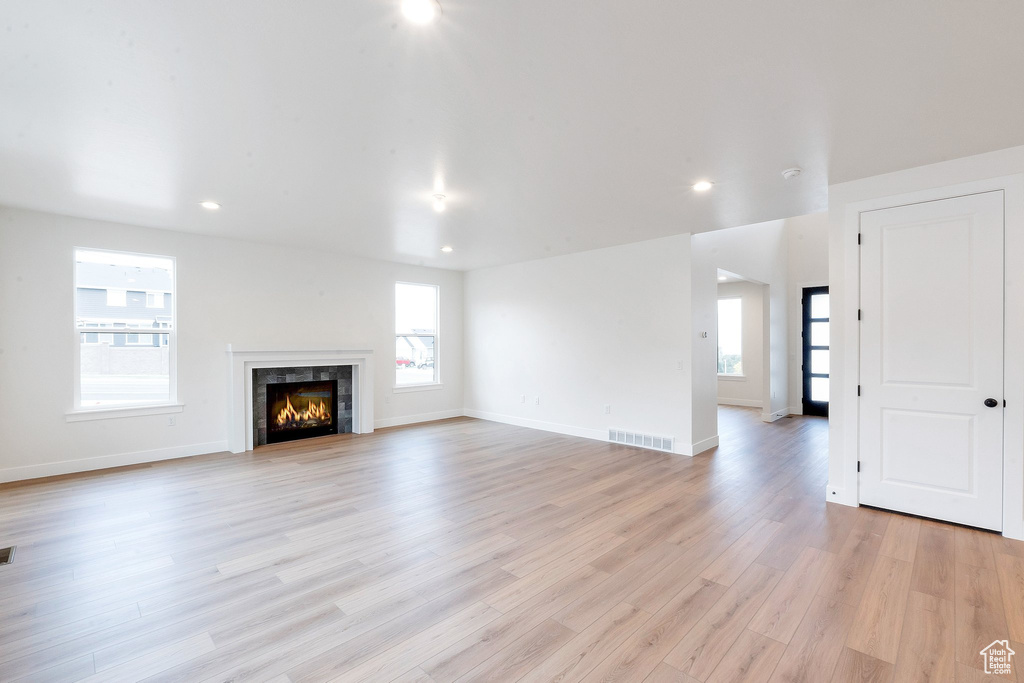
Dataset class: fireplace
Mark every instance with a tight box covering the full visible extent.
[266,379,338,444]
[227,346,371,453]
[251,365,353,447]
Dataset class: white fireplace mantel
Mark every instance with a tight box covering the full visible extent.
[226,344,374,453]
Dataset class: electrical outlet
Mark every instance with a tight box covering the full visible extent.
[534,396,540,406]
[520,394,526,403]
[167,416,176,427]
[604,404,611,414]
[384,396,391,404]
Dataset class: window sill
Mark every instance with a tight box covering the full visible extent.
[717,374,747,381]
[393,383,445,393]
[66,403,184,422]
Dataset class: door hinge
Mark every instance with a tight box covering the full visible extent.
[858,309,862,321]
[857,385,861,396]
[857,461,861,472]
[858,233,862,245]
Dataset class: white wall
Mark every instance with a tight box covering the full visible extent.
[691,220,789,433]
[785,212,829,413]
[463,235,697,454]
[716,281,765,408]
[689,245,719,452]
[0,207,464,481]
[827,145,1024,540]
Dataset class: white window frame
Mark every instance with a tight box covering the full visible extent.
[79,322,117,346]
[394,281,442,391]
[717,296,744,378]
[70,248,181,420]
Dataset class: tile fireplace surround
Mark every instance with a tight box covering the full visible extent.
[253,366,353,447]
[226,345,374,453]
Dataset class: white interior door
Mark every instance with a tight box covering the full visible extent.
[859,191,1004,530]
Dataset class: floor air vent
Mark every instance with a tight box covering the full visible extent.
[0,546,15,565]
[608,429,674,453]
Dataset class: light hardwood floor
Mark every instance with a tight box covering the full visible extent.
[2,407,1023,682]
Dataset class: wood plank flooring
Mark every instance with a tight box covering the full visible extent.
[1,407,1023,682]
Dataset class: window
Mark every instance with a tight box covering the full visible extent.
[106,288,127,307]
[717,298,743,375]
[395,282,438,387]
[75,249,175,409]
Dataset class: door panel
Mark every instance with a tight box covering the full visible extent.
[859,191,1004,530]
[881,409,974,494]
[879,217,973,386]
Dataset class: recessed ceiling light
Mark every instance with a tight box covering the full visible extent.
[718,276,727,281]
[782,167,803,180]
[402,0,441,23]
[199,201,221,210]
[440,246,453,253]
[432,193,447,212]
[692,181,714,192]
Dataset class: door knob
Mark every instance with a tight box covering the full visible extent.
[985,398,999,408]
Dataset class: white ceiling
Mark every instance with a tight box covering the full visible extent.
[2,1,1023,270]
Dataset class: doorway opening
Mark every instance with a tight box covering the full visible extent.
[715,270,771,435]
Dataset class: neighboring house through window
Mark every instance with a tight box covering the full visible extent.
[74,249,176,409]
[106,288,127,307]
[395,282,439,387]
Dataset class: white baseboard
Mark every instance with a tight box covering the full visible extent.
[688,435,719,456]
[1003,518,1024,541]
[374,409,465,429]
[464,409,701,458]
[788,405,803,416]
[464,409,608,443]
[761,409,789,423]
[0,440,229,484]
[825,484,857,507]
[717,398,762,408]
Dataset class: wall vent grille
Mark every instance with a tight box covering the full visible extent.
[0,546,15,566]
[608,429,674,453]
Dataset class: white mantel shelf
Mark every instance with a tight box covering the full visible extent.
[226,345,375,453]
[226,344,375,355]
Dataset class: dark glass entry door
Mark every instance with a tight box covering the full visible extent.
[802,286,829,417]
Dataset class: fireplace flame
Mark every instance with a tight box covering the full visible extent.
[275,395,332,427]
